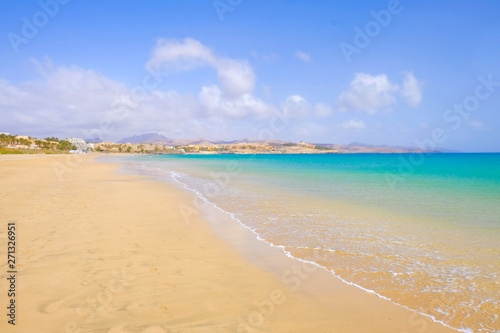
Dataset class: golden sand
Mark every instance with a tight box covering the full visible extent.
[0,154,457,332]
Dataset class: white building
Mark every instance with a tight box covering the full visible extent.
[66,138,94,153]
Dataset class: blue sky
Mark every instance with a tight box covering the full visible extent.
[1,0,500,151]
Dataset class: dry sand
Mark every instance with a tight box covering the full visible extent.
[0,154,457,332]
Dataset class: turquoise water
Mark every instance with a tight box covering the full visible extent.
[115,153,500,332]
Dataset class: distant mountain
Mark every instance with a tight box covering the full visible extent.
[347,141,375,147]
[117,133,291,146]
[345,141,459,153]
[84,137,102,143]
[314,142,450,153]
[164,138,290,146]
[174,138,216,146]
[348,142,424,150]
[117,133,170,144]
[115,134,453,153]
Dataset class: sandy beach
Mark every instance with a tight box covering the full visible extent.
[0,154,457,332]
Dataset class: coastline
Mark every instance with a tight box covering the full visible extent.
[0,154,457,332]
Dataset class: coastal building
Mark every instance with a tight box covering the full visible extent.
[66,138,94,153]
[297,141,315,149]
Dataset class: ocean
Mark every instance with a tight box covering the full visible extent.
[109,153,500,333]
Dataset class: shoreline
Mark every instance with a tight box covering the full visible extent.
[0,154,457,332]
[115,155,465,333]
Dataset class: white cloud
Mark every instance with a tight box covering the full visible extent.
[147,38,255,97]
[335,72,424,114]
[314,103,333,117]
[146,38,275,120]
[0,45,326,142]
[0,62,203,140]
[0,65,127,128]
[215,58,255,97]
[146,38,215,72]
[401,72,423,107]
[198,85,275,118]
[335,73,398,114]
[281,95,311,119]
[294,51,311,63]
[339,119,366,130]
